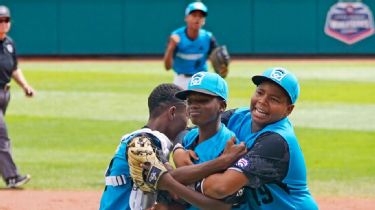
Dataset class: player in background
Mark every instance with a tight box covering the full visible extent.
[163,2,218,90]
[173,68,318,209]
[0,5,34,188]
[99,83,245,210]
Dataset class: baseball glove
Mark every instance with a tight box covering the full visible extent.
[209,45,230,78]
[127,135,168,193]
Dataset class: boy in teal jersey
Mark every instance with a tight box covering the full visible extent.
[164,2,218,89]
[172,68,318,210]
[201,68,318,209]
[168,72,248,210]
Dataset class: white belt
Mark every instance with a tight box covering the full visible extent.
[105,175,127,186]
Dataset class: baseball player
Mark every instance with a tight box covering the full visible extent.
[175,68,318,209]
[163,2,218,89]
[0,5,34,188]
[99,84,189,210]
[173,72,249,210]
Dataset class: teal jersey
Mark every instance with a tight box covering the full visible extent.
[172,27,212,75]
[99,128,172,210]
[227,108,318,210]
[182,123,249,210]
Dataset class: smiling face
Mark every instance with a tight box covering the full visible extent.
[186,92,225,127]
[250,81,294,132]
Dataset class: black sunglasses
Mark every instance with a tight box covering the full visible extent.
[0,18,10,23]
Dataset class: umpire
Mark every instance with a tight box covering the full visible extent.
[0,5,34,188]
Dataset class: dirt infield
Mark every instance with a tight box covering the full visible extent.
[0,190,374,210]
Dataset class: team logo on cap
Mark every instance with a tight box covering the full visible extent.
[193,3,205,10]
[270,68,288,82]
[190,72,205,86]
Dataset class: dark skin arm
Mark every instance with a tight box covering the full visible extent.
[203,170,248,199]
[154,139,245,210]
[170,138,246,185]
[203,133,290,199]
[172,141,248,199]
[158,173,231,210]
[173,149,199,167]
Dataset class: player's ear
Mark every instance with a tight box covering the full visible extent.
[218,99,226,113]
[168,106,177,120]
[285,104,294,116]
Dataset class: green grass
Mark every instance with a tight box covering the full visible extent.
[297,127,375,196]
[301,80,375,104]
[3,59,375,197]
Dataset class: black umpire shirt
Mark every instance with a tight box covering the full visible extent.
[0,36,18,88]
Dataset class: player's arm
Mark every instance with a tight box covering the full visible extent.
[203,132,290,199]
[170,138,246,185]
[127,136,231,210]
[158,173,231,210]
[208,35,218,56]
[172,129,199,168]
[163,35,180,70]
[173,148,199,168]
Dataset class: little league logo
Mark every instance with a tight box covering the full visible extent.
[147,166,161,185]
[190,72,205,86]
[325,2,375,45]
[236,158,249,168]
[270,68,288,82]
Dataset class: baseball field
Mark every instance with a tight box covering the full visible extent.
[0,58,374,210]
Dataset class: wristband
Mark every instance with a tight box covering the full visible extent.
[172,143,185,153]
[194,178,206,195]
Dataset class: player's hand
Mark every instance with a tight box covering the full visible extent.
[220,137,247,166]
[173,149,198,168]
[170,34,180,44]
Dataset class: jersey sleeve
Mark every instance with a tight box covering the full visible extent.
[208,35,218,55]
[220,109,237,126]
[229,132,289,188]
[5,37,18,71]
[173,128,192,145]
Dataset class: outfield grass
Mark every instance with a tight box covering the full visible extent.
[4,59,375,197]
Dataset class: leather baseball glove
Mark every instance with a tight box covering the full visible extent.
[127,135,168,193]
[209,45,230,78]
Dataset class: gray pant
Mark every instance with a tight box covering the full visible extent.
[0,88,18,182]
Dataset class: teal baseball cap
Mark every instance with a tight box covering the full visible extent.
[185,2,208,16]
[175,72,228,101]
[252,67,300,104]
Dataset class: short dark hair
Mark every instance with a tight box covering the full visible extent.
[148,83,185,118]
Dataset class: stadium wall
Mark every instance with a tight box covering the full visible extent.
[3,0,375,56]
